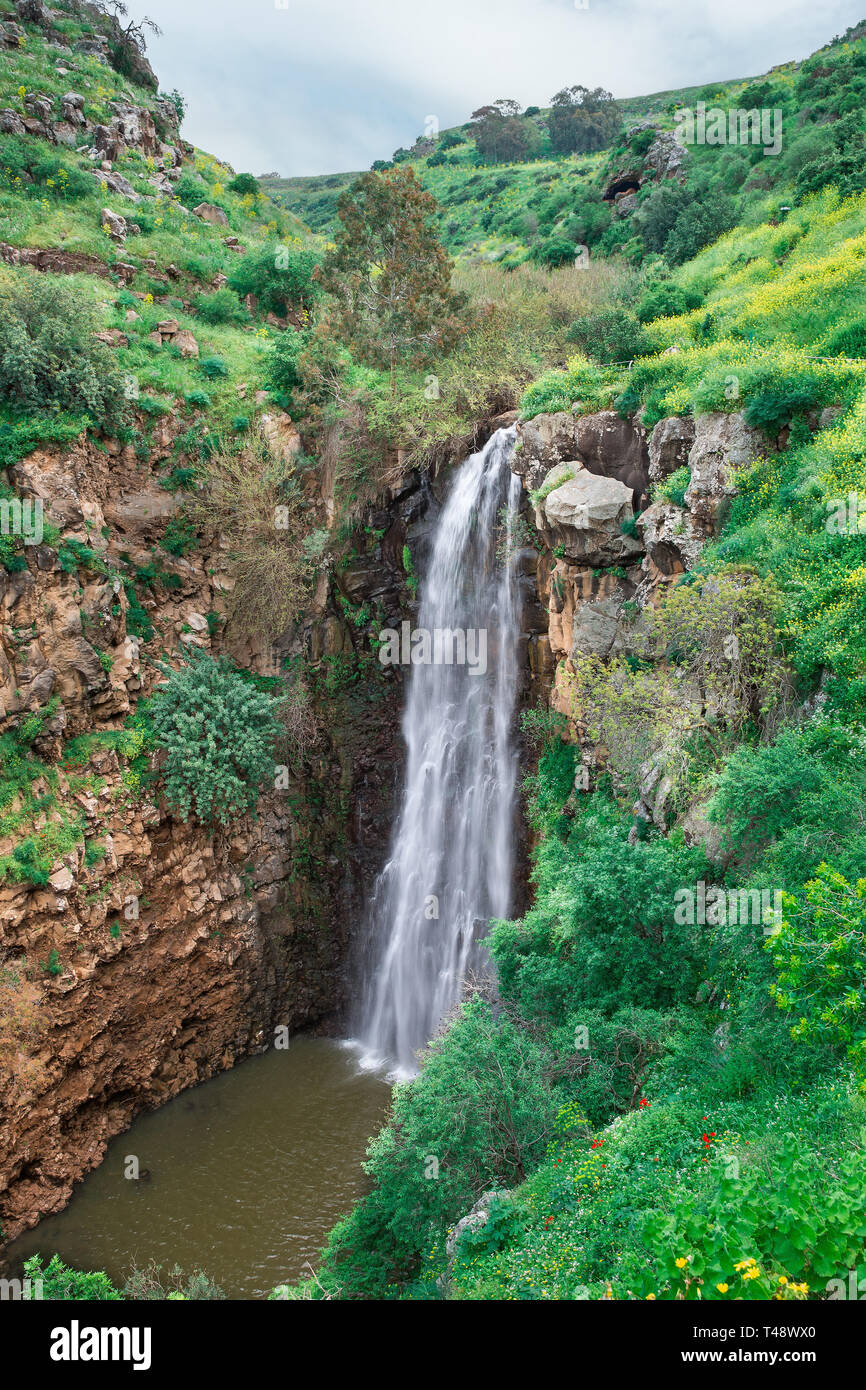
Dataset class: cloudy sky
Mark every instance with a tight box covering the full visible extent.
[140,0,863,177]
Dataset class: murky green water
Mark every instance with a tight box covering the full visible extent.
[3,1038,389,1299]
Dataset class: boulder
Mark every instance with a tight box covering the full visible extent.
[1,23,26,48]
[93,169,141,202]
[61,92,86,126]
[570,595,630,660]
[0,109,27,136]
[573,409,650,503]
[100,208,127,240]
[193,202,229,226]
[446,1190,511,1261]
[644,129,690,182]
[541,465,644,567]
[637,500,705,582]
[515,412,576,489]
[259,411,301,464]
[174,329,199,358]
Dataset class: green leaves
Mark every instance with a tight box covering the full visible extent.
[148,649,282,827]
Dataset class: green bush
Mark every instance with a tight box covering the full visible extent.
[228,172,260,196]
[637,281,704,324]
[566,308,650,364]
[148,649,282,826]
[199,355,229,380]
[655,465,690,506]
[228,243,321,314]
[531,235,578,268]
[23,1255,120,1301]
[193,288,246,325]
[0,274,127,429]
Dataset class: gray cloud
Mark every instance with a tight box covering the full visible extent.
[140,0,863,175]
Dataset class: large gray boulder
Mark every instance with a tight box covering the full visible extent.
[516,409,650,506]
[542,466,644,567]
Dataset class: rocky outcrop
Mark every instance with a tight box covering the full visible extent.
[539,467,643,568]
[0,400,430,1240]
[648,415,695,483]
[516,410,650,508]
[683,411,765,536]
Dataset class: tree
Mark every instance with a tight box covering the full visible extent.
[228,243,321,316]
[548,86,621,154]
[228,172,260,196]
[318,166,465,389]
[470,99,531,163]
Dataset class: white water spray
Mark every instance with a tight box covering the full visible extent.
[356,427,523,1078]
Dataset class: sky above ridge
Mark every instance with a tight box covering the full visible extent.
[141,0,864,177]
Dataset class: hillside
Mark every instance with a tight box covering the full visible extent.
[266,19,866,272]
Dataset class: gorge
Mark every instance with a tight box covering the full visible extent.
[1,0,865,1316]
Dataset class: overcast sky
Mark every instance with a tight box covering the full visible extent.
[140,0,864,177]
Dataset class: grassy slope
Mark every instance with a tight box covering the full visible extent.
[264,25,864,265]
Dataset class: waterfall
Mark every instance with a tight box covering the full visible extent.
[355,426,523,1079]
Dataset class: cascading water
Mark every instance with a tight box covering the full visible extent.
[356,426,523,1078]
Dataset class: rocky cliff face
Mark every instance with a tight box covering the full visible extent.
[0,396,433,1240]
[511,405,770,826]
[0,379,541,1243]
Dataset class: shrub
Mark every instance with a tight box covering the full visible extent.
[228,243,321,314]
[566,308,650,363]
[23,1255,120,1301]
[228,172,260,196]
[193,288,246,325]
[654,464,690,506]
[199,355,229,380]
[637,281,704,323]
[824,319,866,358]
[0,273,127,429]
[532,235,579,268]
[664,194,739,266]
[196,441,314,639]
[148,649,282,826]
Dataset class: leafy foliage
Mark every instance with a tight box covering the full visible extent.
[148,649,282,826]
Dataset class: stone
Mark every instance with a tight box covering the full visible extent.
[570,595,628,660]
[95,328,128,347]
[259,411,301,464]
[0,109,26,136]
[193,201,229,226]
[93,169,141,202]
[637,500,705,583]
[100,208,127,240]
[648,415,695,483]
[644,129,690,182]
[61,92,86,125]
[173,329,199,358]
[541,465,644,567]
[684,412,765,535]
